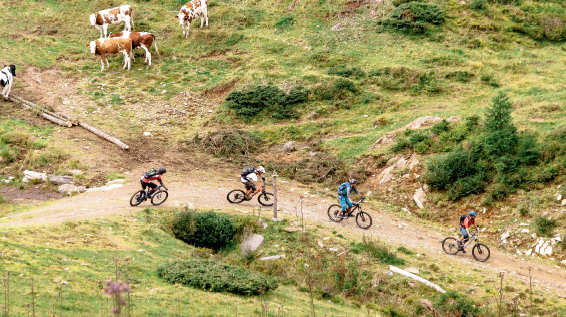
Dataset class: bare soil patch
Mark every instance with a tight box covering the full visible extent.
[0,185,63,203]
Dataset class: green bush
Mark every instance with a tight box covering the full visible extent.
[534,216,558,237]
[423,147,484,190]
[436,291,479,317]
[311,79,358,101]
[193,129,263,158]
[327,64,366,79]
[225,85,307,121]
[382,2,446,33]
[350,239,404,265]
[470,0,488,11]
[274,16,294,30]
[368,67,443,92]
[157,259,278,295]
[172,210,236,251]
[393,130,433,153]
[431,119,450,135]
[447,173,487,200]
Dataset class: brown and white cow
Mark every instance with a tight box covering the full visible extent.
[86,38,132,72]
[109,31,159,66]
[175,0,208,38]
[90,5,133,38]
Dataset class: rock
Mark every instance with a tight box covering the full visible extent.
[138,249,145,252]
[57,183,82,195]
[561,259,566,265]
[69,169,82,175]
[283,141,296,152]
[562,199,566,206]
[406,267,420,274]
[143,132,152,137]
[413,188,427,209]
[260,254,285,261]
[61,281,68,285]
[328,248,339,252]
[419,298,433,311]
[403,116,443,130]
[402,207,411,215]
[372,134,395,148]
[330,23,343,31]
[48,175,73,185]
[521,229,530,233]
[558,194,563,201]
[379,166,394,184]
[409,155,420,170]
[446,116,462,122]
[525,249,533,256]
[258,219,268,230]
[500,231,510,241]
[317,241,324,248]
[23,170,47,181]
[241,234,264,255]
[408,282,415,288]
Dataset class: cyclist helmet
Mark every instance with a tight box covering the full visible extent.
[257,166,266,173]
[158,167,166,174]
[349,179,358,184]
[469,210,477,217]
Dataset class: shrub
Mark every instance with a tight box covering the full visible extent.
[277,153,354,186]
[423,147,483,190]
[350,238,405,265]
[274,16,294,30]
[368,67,443,92]
[157,259,278,295]
[534,216,557,237]
[431,119,450,135]
[382,2,446,33]
[327,64,366,79]
[393,130,433,153]
[192,129,263,158]
[225,85,307,121]
[311,79,358,101]
[436,291,479,317]
[447,173,487,200]
[470,0,488,11]
[172,210,236,251]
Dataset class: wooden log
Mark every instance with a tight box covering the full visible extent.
[389,265,446,293]
[9,95,74,123]
[9,95,73,127]
[78,122,129,150]
[40,112,73,128]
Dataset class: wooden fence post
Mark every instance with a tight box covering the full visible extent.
[272,172,278,222]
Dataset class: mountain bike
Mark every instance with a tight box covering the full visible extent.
[130,184,168,206]
[227,178,274,206]
[327,197,372,230]
[442,228,490,262]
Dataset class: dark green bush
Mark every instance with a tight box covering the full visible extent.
[327,64,366,79]
[470,0,488,11]
[350,239,404,265]
[423,147,484,190]
[311,79,358,101]
[172,210,236,251]
[447,173,487,200]
[436,291,479,317]
[534,216,558,237]
[157,259,278,295]
[382,2,446,33]
[274,16,294,30]
[393,130,433,153]
[368,67,443,92]
[225,85,307,121]
[431,119,450,135]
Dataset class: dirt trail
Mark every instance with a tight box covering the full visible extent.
[1,172,566,297]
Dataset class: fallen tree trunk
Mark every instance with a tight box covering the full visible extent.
[78,122,129,150]
[389,265,446,293]
[9,95,73,127]
[40,112,73,128]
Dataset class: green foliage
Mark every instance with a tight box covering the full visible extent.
[350,238,405,265]
[423,146,484,190]
[431,119,450,135]
[327,64,366,79]
[311,79,358,101]
[225,85,307,121]
[274,16,294,30]
[534,216,558,237]
[172,210,236,251]
[393,129,433,153]
[470,0,488,11]
[382,2,446,34]
[193,129,263,158]
[396,246,414,255]
[436,291,479,317]
[368,67,443,93]
[157,258,278,295]
[480,72,500,87]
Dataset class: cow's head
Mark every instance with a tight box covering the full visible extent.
[86,41,98,55]
[89,14,96,26]
[9,65,15,77]
[176,12,186,25]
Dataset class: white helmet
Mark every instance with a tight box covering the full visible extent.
[257,166,266,173]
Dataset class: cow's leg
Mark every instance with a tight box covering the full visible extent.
[185,21,190,38]
[125,15,132,32]
[103,24,109,38]
[140,45,151,65]
[2,86,7,101]
[205,9,209,28]
[100,57,105,72]
[95,25,103,38]
[5,81,11,101]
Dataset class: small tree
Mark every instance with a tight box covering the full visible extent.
[482,91,518,157]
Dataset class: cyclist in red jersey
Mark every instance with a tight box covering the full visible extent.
[140,167,168,197]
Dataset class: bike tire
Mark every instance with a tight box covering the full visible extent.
[472,243,491,262]
[327,204,344,222]
[258,192,274,206]
[227,189,246,204]
[130,190,145,207]
[355,211,372,229]
[442,237,460,255]
[151,190,168,206]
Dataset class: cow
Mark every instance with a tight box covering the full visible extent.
[0,65,16,101]
[90,5,133,38]
[109,31,159,66]
[175,0,208,38]
[86,38,132,72]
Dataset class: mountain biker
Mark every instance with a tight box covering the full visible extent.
[241,166,266,200]
[458,210,477,253]
[337,179,363,219]
[140,167,168,197]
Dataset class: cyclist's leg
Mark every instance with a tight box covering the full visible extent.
[459,228,469,250]
[339,196,348,216]
[146,182,158,196]
[249,182,260,197]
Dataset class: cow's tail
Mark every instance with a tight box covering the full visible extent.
[153,34,161,58]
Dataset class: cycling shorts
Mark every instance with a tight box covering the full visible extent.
[460,227,469,240]
[141,180,157,190]
[242,179,257,191]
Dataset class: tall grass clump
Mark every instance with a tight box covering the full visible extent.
[381,2,446,34]
[534,216,558,237]
[350,237,404,265]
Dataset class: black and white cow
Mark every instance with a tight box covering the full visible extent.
[0,65,16,101]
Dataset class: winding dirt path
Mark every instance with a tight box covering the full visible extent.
[1,171,566,298]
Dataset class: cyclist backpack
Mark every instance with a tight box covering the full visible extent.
[241,167,256,178]
[143,168,159,179]
[338,182,350,196]
[459,214,470,227]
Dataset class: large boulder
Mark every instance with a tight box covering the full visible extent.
[240,234,264,255]
[57,183,86,195]
[48,175,73,185]
[22,170,47,183]
[413,188,427,209]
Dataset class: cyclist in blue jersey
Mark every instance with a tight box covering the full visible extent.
[337,179,363,219]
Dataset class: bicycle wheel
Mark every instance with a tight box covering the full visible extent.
[129,190,145,207]
[442,237,460,255]
[258,192,274,206]
[472,243,491,262]
[227,189,246,204]
[327,204,344,222]
[151,190,168,206]
[355,211,372,229]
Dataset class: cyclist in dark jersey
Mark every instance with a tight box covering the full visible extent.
[140,167,168,197]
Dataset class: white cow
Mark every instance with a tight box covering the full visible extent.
[175,0,208,38]
[0,65,16,101]
[89,5,133,38]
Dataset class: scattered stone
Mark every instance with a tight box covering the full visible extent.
[404,116,443,130]
[328,248,339,252]
[402,207,411,215]
[521,229,530,233]
[143,132,152,137]
[69,169,82,175]
[317,241,324,248]
[561,199,566,206]
[23,170,47,183]
[525,249,533,256]
[57,184,87,195]
[446,116,462,122]
[558,195,563,201]
[282,141,296,152]
[330,23,343,31]
[258,219,268,230]
[138,249,145,252]
[413,188,427,209]
[561,259,566,265]
[61,281,68,285]
[240,234,264,255]
[323,237,330,240]
[48,175,73,185]
[81,263,87,266]
[84,234,93,237]
[260,254,285,261]
[406,267,420,275]
[408,282,415,288]
[500,231,510,241]
[419,298,433,311]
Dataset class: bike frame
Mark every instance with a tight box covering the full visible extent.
[344,197,365,215]
[145,184,162,198]
[459,228,480,249]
